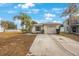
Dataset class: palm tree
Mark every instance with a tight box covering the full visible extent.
[13,12,33,33]
[27,20,38,33]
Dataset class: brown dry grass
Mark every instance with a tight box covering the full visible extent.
[60,32,79,42]
[0,32,36,56]
[0,32,21,39]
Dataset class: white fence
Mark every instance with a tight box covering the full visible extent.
[5,29,21,32]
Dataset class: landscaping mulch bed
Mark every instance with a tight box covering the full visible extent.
[0,32,36,56]
[60,32,79,42]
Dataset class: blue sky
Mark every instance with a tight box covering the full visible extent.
[0,3,70,28]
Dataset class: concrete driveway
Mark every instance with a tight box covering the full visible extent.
[27,34,79,56]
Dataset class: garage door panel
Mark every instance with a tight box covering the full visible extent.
[47,27,56,34]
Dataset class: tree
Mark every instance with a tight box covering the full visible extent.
[0,20,16,32]
[13,12,33,33]
[8,21,17,29]
[61,3,78,25]
[0,20,9,32]
[61,3,78,33]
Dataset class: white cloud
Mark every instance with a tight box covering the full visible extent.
[53,20,61,23]
[52,8,66,13]
[33,19,48,23]
[33,19,62,23]
[52,8,66,11]
[33,19,49,23]
[44,13,56,18]
[16,3,35,9]
[52,8,62,11]
[45,17,52,20]
[44,13,56,20]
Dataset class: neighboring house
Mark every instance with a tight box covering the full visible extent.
[0,25,21,32]
[0,27,21,32]
[32,23,61,34]
[60,25,64,32]
[64,15,79,34]
[0,25,4,32]
[63,19,70,33]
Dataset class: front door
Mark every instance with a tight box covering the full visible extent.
[36,26,41,31]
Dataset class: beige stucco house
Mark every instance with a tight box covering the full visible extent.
[31,23,61,34]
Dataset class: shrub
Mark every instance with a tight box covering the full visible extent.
[21,29,27,33]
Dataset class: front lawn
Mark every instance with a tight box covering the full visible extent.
[60,32,79,42]
[0,32,36,56]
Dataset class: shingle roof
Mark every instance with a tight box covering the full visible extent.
[44,23,62,27]
[33,23,62,27]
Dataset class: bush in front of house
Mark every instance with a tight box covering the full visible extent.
[21,29,28,33]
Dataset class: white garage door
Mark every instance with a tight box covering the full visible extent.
[47,27,56,34]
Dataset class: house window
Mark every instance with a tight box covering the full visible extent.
[35,26,41,31]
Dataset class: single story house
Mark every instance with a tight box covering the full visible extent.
[63,15,79,34]
[31,23,61,34]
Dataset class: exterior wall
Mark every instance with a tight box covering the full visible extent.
[60,27,64,32]
[63,22,69,33]
[64,18,79,34]
[31,25,42,33]
[43,25,48,34]
[63,19,72,33]
[32,24,60,34]
[32,25,57,34]
[0,26,4,32]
